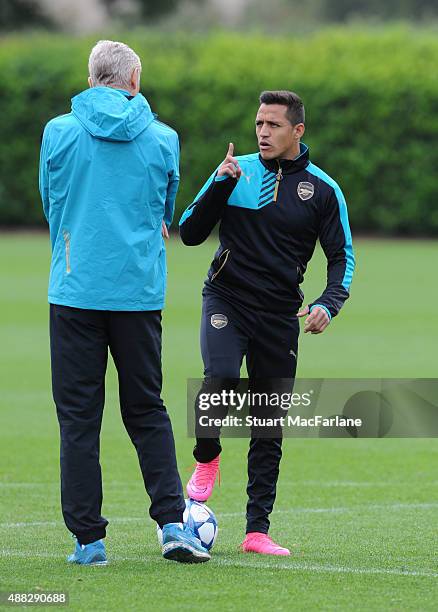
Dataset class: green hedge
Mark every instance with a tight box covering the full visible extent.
[0,28,437,234]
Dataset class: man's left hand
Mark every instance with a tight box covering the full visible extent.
[162,221,169,239]
[297,305,330,334]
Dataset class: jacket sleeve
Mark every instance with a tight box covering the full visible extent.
[164,132,180,228]
[308,184,355,319]
[39,126,51,222]
[179,172,237,246]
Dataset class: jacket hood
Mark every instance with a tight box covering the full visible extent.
[71,87,154,142]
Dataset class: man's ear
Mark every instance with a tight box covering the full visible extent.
[294,123,305,140]
[88,76,93,88]
[131,67,141,93]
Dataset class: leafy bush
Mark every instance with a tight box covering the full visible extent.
[0,28,437,234]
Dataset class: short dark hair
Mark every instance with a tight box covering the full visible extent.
[259,90,305,125]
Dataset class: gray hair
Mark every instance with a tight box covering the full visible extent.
[88,40,142,89]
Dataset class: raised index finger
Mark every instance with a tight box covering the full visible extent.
[227,142,234,158]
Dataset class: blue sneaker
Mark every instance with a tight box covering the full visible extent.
[162,523,211,563]
[67,539,107,566]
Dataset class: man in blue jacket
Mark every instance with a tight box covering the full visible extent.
[180,90,355,555]
[39,40,210,564]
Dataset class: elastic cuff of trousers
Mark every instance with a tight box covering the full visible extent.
[193,448,221,463]
[156,510,185,529]
[75,529,106,546]
[246,522,269,535]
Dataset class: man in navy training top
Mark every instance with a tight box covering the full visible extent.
[179,90,355,555]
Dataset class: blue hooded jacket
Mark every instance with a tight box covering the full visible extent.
[39,87,180,310]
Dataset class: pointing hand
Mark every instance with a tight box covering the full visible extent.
[217,142,242,180]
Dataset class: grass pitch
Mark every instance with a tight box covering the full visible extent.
[0,234,437,611]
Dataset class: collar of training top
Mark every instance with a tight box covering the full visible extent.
[113,88,135,100]
[259,142,309,175]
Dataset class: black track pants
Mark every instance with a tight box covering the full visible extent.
[193,291,299,534]
[50,304,185,544]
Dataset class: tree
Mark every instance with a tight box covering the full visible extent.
[320,0,438,22]
[103,0,183,20]
[0,0,191,33]
[0,0,52,31]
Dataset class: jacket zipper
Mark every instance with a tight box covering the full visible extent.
[273,161,283,202]
[63,230,71,274]
[211,249,230,281]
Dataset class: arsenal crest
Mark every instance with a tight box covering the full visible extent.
[297,181,314,201]
[211,314,228,329]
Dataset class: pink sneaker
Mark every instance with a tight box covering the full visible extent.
[186,456,220,502]
[241,532,290,556]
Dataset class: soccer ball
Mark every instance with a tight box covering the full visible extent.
[157,499,218,551]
